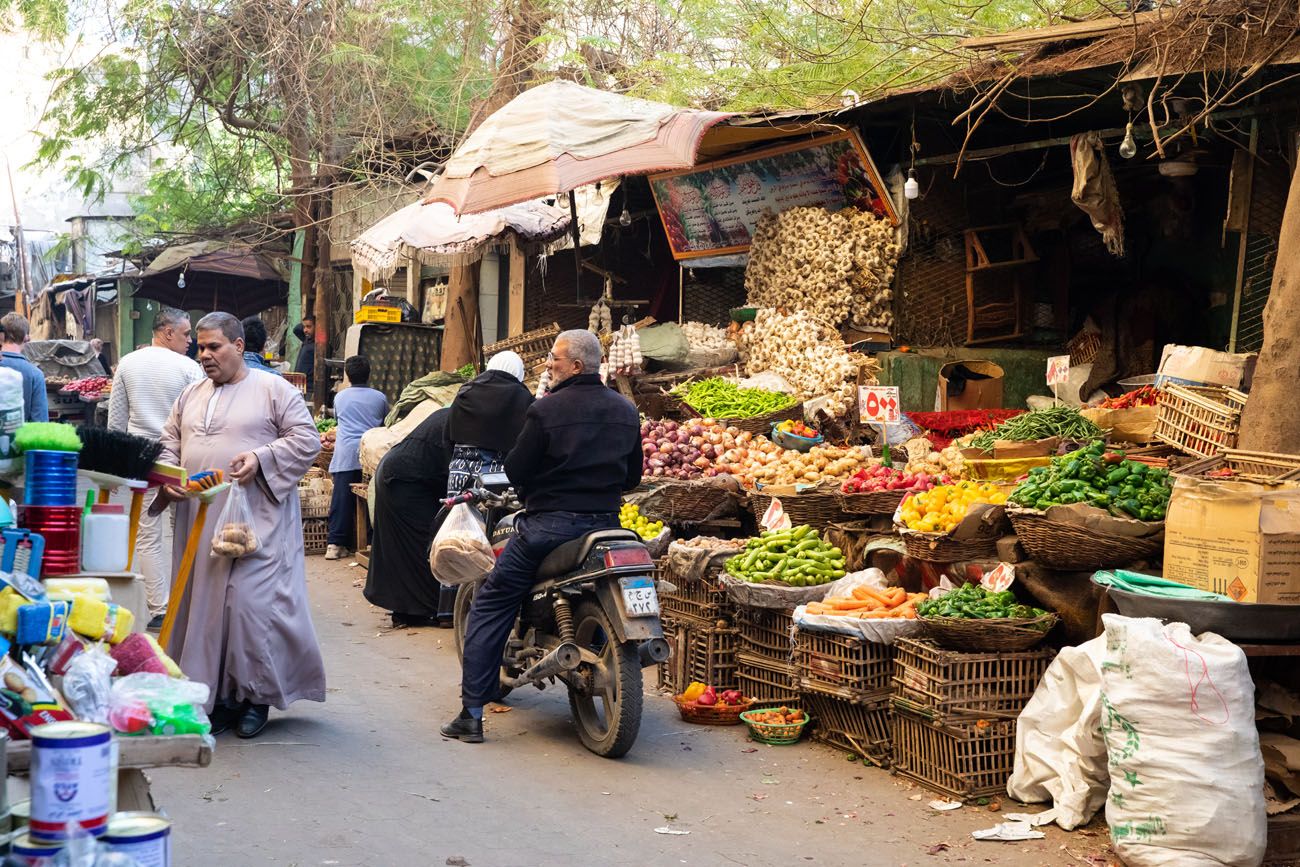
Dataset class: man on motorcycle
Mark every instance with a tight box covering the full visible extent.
[442,329,642,743]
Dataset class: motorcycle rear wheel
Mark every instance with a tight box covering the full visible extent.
[452,580,514,701]
[568,600,643,758]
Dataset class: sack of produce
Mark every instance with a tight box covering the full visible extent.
[210,482,259,558]
[682,322,738,369]
[428,502,495,586]
[1008,636,1109,830]
[666,538,740,587]
[636,322,690,368]
[1099,614,1265,867]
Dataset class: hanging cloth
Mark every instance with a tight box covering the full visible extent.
[1069,132,1125,257]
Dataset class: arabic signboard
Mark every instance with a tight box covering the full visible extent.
[649,130,898,261]
[858,386,902,425]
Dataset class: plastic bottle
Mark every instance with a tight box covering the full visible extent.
[81,504,129,573]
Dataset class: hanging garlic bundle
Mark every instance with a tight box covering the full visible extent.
[606,324,643,376]
[535,368,552,398]
[587,297,612,334]
[744,206,901,330]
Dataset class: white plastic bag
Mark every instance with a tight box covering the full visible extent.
[1007,636,1109,830]
[1099,614,1265,867]
[793,569,923,645]
[429,502,495,586]
[211,482,259,557]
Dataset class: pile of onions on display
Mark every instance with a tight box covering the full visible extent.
[641,419,750,480]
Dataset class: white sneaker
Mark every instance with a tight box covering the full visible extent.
[324,545,349,560]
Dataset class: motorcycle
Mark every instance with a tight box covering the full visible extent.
[446,473,670,758]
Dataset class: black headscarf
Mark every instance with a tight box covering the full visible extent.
[448,369,534,454]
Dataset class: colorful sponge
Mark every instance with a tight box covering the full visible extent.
[68,597,133,644]
[110,632,181,677]
[16,600,68,645]
[0,588,22,635]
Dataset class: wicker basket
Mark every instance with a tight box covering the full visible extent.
[1176,449,1300,484]
[891,707,1018,799]
[794,627,894,701]
[736,650,800,706]
[661,562,735,623]
[303,518,328,555]
[1007,507,1162,570]
[918,614,1058,653]
[1154,384,1248,458]
[485,323,560,389]
[740,707,811,745]
[673,695,753,726]
[804,692,892,766]
[898,528,998,563]
[749,489,846,530]
[736,606,795,663]
[315,447,335,472]
[892,638,1055,722]
[658,614,740,693]
[838,489,908,516]
[638,479,739,524]
[821,521,898,573]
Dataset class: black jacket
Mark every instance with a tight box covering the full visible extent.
[293,323,315,378]
[505,373,642,514]
[448,370,533,454]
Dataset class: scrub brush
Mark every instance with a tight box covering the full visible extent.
[185,470,224,492]
[13,423,82,454]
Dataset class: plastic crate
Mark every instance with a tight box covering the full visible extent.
[303,518,328,555]
[355,304,402,323]
[891,706,1018,799]
[736,606,795,665]
[891,638,1054,722]
[1154,384,1248,458]
[657,613,740,693]
[795,627,894,702]
[804,691,893,766]
[736,650,800,707]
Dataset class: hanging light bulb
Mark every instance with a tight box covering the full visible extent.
[1119,123,1138,159]
[177,270,186,289]
[904,169,920,200]
[618,208,632,227]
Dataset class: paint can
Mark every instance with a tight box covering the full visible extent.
[103,811,172,867]
[10,831,63,865]
[29,721,115,841]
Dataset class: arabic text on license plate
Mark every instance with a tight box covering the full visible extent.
[620,576,659,618]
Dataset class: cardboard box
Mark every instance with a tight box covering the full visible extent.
[936,360,1004,411]
[1080,406,1159,444]
[1164,477,1300,603]
[1156,344,1254,389]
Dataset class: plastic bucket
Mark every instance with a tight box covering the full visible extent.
[18,505,82,576]
[23,450,79,506]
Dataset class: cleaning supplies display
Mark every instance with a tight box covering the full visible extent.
[81,504,128,572]
[23,450,80,506]
[16,600,68,645]
[17,506,80,576]
[67,597,134,644]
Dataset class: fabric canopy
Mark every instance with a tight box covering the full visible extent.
[137,242,288,318]
[424,80,732,215]
[350,198,572,282]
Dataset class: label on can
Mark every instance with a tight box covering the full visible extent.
[29,722,113,841]
[105,812,171,867]
[11,830,63,865]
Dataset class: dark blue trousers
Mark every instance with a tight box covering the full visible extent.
[460,510,618,708]
[328,470,362,547]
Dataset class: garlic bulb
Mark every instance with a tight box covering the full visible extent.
[737,308,873,418]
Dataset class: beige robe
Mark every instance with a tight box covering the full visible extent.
[160,369,325,711]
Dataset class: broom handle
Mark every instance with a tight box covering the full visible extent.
[126,488,146,571]
[97,488,111,505]
[159,499,210,650]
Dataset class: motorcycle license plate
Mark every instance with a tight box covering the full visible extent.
[619,576,660,618]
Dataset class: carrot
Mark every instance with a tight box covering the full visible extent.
[856,587,893,607]
[883,587,906,605]
[851,586,870,601]
[829,599,874,611]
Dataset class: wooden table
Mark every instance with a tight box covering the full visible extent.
[9,734,212,812]
[351,482,371,567]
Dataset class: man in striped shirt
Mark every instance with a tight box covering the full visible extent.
[108,306,205,627]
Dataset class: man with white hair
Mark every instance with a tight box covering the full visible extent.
[442,329,642,743]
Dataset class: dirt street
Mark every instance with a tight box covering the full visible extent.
[150,558,1110,866]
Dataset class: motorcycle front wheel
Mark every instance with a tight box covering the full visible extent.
[568,600,643,758]
[452,580,514,701]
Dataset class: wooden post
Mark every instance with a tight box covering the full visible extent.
[313,189,334,406]
[286,229,305,363]
[405,252,419,303]
[508,234,526,337]
[440,255,480,371]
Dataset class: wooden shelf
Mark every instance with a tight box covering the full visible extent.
[6,734,213,774]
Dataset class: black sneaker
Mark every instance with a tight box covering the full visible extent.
[147,614,164,631]
[440,709,484,743]
[208,701,245,736]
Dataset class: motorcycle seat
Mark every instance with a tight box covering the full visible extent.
[537,529,641,579]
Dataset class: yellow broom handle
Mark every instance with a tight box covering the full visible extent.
[126,489,146,571]
[158,499,210,650]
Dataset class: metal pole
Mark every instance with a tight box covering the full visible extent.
[1228,115,1259,353]
[568,190,582,302]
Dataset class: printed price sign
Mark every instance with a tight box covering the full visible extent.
[857,386,901,424]
[1046,355,1071,387]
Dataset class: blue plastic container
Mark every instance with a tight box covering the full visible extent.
[23,450,79,506]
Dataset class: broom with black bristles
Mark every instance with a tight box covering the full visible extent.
[76,426,164,571]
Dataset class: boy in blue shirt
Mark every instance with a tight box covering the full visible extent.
[326,355,388,560]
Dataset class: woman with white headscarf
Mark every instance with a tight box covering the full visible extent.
[446,350,533,497]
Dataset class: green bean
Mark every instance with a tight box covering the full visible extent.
[968,407,1102,451]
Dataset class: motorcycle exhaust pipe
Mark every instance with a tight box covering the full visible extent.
[637,638,671,668]
[507,641,582,687]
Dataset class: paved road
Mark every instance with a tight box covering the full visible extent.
[150,558,1109,866]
